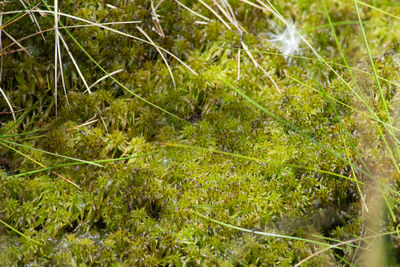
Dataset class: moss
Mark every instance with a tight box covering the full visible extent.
[1,0,400,265]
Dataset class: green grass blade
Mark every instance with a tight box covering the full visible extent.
[322,0,400,218]
[11,150,160,177]
[220,77,368,176]
[0,102,38,137]
[382,190,396,222]
[354,0,400,173]
[164,143,363,184]
[287,72,399,134]
[192,210,333,248]
[357,0,400,21]
[0,218,43,246]
[220,45,400,91]
[0,139,102,167]
[222,77,400,197]
[163,143,265,163]
[298,230,400,266]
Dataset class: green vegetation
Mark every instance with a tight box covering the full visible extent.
[0,0,400,265]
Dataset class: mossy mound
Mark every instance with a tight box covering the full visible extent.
[1,0,400,265]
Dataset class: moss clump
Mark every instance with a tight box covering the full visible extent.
[1,0,400,265]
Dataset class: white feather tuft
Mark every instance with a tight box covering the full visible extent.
[267,21,301,64]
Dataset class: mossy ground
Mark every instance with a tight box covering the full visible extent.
[1,0,400,266]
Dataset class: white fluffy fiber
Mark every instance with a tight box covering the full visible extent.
[267,21,301,63]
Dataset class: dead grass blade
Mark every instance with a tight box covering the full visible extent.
[0,15,3,83]
[241,41,281,93]
[0,86,16,121]
[150,0,165,37]
[2,29,31,57]
[28,10,198,76]
[54,0,59,116]
[1,142,81,189]
[237,47,240,80]
[175,0,210,21]
[136,26,176,89]
[57,33,70,108]
[199,0,231,30]
[88,69,123,91]
[18,0,45,41]
[57,32,91,94]
[2,21,142,53]
[63,115,98,132]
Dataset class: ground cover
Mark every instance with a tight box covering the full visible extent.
[0,0,400,265]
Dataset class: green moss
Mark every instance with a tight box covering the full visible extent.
[1,0,400,265]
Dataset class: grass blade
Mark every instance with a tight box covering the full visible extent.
[0,139,102,167]
[0,218,43,246]
[192,210,332,248]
